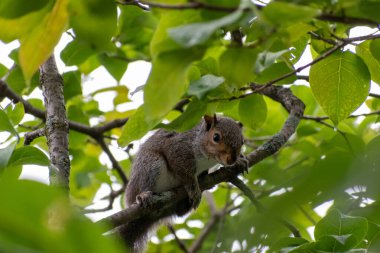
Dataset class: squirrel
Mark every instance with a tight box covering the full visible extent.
[122,114,247,252]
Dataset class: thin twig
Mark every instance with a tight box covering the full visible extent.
[97,138,128,185]
[24,128,45,145]
[168,225,189,253]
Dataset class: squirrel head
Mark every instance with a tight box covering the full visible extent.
[200,114,244,166]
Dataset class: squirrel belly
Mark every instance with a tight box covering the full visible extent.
[123,115,245,252]
[154,157,218,193]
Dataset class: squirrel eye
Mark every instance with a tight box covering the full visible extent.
[213,133,221,143]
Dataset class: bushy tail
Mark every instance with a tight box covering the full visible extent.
[119,198,193,252]
[119,218,157,253]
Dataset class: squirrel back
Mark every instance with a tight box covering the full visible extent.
[123,115,245,252]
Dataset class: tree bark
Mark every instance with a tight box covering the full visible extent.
[40,55,70,191]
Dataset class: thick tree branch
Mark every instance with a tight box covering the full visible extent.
[97,85,305,235]
[40,55,71,191]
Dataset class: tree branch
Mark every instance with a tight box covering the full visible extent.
[97,84,305,236]
[40,55,71,191]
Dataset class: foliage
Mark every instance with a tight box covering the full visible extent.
[1,0,380,252]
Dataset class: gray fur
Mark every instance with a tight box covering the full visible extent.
[124,115,245,252]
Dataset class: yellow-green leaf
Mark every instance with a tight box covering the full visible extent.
[0,3,50,42]
[19,0,69,81]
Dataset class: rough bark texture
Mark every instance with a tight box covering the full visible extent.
[97,84,305,233]
[40,55,70,191]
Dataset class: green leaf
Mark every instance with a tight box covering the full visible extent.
[161,99,207,132]
[169,10,243,48]
[0,109,17,136]
[309,51,370,125]
[0,142,16,171]
[358,0,380,23]
[0,1,49,43]
[117,5,157,56]
[19,0,69,81]
[118,106,161,146]
[92,86,130,106]
[63,71,82,101]
[144,49,204,120]
[4,66,25,94]
[8,146,50,168]
[188,74,225,99]
[0,63,8,78]
[6,103,24,126]
[238,94,267,130]
[68,0,116,50]
[220,47,257,86]
[356,40,380,86]
[98,53,128,81]
[60,40,97,66]
[255,50,289,73]
[0,0,49,19]
[262,2,320,26]
[0,180,126,253]
[370,39,380,61]
[254,62,296,84]
[315,209,368,251]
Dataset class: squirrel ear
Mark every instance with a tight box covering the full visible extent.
[237,121,243,128]
[203,115,216,131]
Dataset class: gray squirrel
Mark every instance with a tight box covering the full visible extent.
[123,114,247,252]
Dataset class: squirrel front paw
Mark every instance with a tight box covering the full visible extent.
[226,154,249,174]
[136,191,154,208]
[185,183,202,210]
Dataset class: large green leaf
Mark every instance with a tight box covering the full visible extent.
[169,10,243,48]
[356,40,380,86]
[315,209,368,251]
[0,180,125,253]
[144,49,204,120]
[19,0,69,81]
[0,1,49,43]
[68,0,116,49]
[309,51,370,125]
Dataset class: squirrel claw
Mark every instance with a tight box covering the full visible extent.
[238,154,249,174]
[136,191,153,208]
